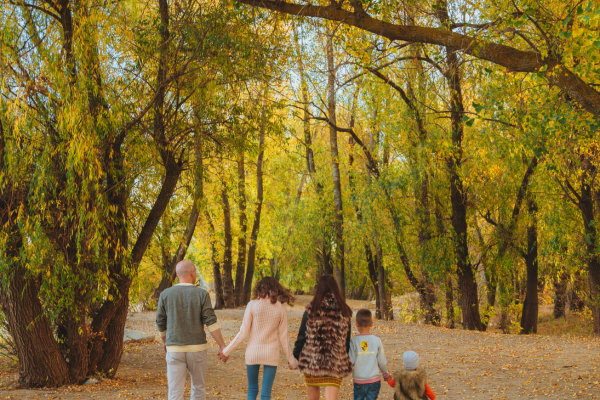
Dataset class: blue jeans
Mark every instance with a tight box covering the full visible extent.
[246,364,277,400]
[353,381,381,400]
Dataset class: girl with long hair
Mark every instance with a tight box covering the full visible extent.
[220,277,298,400]
[293,275,353,400]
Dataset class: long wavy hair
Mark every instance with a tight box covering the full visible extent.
[252,277,295,305]
[309,274,352,318]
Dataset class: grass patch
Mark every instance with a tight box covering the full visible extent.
[537,309,594,337]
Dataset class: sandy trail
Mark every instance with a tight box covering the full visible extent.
[0,296,598,399]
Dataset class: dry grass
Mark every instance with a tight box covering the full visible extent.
[537,305,595,337]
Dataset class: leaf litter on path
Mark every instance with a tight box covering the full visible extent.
[0,302,598,399]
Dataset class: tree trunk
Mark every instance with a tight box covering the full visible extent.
[490,157,539,309]
[385,270,394,320]
[206,210,225,309]
[0,220,69,387]
[155,134,207,295]
[447,89,483,330]
[445,59,480,329]
[553,272,568,319]
[1,129,69,388]
[434,0,483,331]
[520,197,538,334]
[367,288,374,301]
[376,246,393,320]
[369,60,441,325]
[294,29,316,177]
[416,173,440,324]
[445,276,455,328]
[95,292,129,376]
[295,29,333,289]
[577,166,600,333]
[570,270,586,312]
[326,31,345,298]
[270,257,278,277]
[365,244,381,319]
[221,184,236,308]
[243,123,266,305]
[416,168,440,326]
[0,274,69,387]
[356,278,367,300]
[66,307,89,383]
[94,149,183,378]
[154,199,201,298]
[234,151,247,306]
[347,96,383,317]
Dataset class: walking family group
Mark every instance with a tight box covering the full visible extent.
[156,260,436,400]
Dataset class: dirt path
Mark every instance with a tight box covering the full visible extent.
[0,296,599,399]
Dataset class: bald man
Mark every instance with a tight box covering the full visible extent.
[156,260,227,400]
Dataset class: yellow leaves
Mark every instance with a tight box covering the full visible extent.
[572,27,585,38]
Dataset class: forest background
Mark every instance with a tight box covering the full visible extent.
[1,0,600,389]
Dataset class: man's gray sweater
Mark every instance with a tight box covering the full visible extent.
[156,283,220,352]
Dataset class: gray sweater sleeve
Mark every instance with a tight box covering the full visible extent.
[200,291,219,331]
[377,338,389,376]
[156,293,167,335]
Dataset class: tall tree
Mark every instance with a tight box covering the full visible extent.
[520,195,539,334]
[243,120,266,304]
[234,149,248,305]
[220,179,236,308]
[326,30,346,296]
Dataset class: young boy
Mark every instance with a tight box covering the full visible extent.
[391,351,435,400]
[349,309,391,400]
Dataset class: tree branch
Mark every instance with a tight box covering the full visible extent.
[480,210,498,227]
[556,176,581,206]
[310,114,380,176]
[10,0,62,23]
[235,0,600,117]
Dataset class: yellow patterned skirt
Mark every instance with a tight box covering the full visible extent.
[304,374,342,388]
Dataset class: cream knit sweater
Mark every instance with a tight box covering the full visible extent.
[223,298,298,367]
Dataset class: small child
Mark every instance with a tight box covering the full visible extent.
[349,309,391,400]
[391,351,435,400]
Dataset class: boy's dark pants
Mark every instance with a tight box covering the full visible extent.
[353,381,381,400]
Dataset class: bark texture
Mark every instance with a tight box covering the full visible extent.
[0,188,69,387]
[243,118,266,305]
[553,272,568,319]
[577,164,600,334]
[234,151,247,306]
[520,197,539,334]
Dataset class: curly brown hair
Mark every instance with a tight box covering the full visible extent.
[252,277,295,305]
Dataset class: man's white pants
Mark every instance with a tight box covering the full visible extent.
[166,351,207,400]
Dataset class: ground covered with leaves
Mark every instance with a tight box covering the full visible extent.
[0,297,598,399]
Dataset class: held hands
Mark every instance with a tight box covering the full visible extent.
[217,348,229,363]
[288,357,299,370]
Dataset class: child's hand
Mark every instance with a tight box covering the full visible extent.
[383,374,391,382]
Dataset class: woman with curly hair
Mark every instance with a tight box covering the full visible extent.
[220,277,298,400]
[293,274,353,400]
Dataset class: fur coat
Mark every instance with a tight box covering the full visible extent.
[393,369,428,400]
[296,293,353,378]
